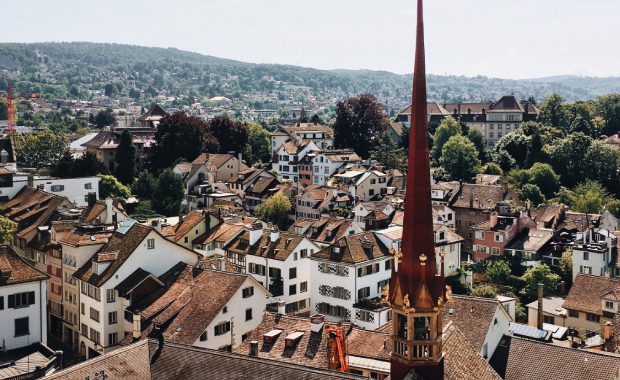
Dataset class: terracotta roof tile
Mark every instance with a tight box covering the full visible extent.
[51,220,77,232]
[225,230,308,261]
[60,230,112,246]
[172,211,206,242]
[347,329,391,361]
[450,184,522,210]
[0,245,49,286]
[193,223,244,245]
[312,231,390,264]
[563,274,620,314]
[443,323,502,380]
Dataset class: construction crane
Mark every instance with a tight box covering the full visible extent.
[326,324,349,373]
[1,85,41,133]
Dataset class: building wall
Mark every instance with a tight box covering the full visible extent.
[527,307,567,327]
[191,277,268,350]
[453,208,486,254]
[481,306,511,361]
[79,231,198,359]
[0,280,48,350]
[472,230,507,262]
[573,249,607,280]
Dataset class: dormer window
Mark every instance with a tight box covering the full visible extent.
[439,232,445,241]
[605,301,614,309]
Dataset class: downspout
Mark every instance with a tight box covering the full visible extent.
[40,280,44,344]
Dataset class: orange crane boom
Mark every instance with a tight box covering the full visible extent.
[326,324,349,373]
[1,84,41,132]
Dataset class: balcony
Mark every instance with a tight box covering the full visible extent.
[392,335,442,362]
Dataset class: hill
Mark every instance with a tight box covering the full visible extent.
[0,42,618,112]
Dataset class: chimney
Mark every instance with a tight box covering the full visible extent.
[37,184,44,191]
[482,108,486,115]
[238,152,242,172]
[270,226,280,242]
[133,313,142,339]
[467,108,471,115]
[537,283,544,330]
[310,314,325,333]
[560,281,566,293]
[105,197,113,221]
[453,108,457,115]
[249,340,259,356]
[113,212,118,231]
[150,333,164,365]
[1,149,8,165]
[249,221,263,245]
[489,212,498,228]
[151,219,162,233]
[27,174,34,188]
[278,300,286,315]
[88,192,97,208]
[297,134,302,144]
[605,321,613,340]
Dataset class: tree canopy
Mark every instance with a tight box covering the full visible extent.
[10,129,69,168]
[254,193,291,230]
[152,168,185,216]
[99,175,131,200]
[114,129,136,185]
[431,117,462,163]
[207,116,250,158]
[439,135,481,181]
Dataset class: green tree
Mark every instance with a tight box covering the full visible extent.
[494,131,530,168]
[439,135,481,181]
[98,175,131,200]
[333,93,389,158]
[480,163,502,176]
[584,141,619,195]
[371,132,406,171]
[0,98,7,120]
[519,184,545,207]
[520,264,560,301]
[537,93,569,133]
[254,193,291,230]
[114,129,136,185]
[11,129,69,168]
[525,131,545,168]
[567,180,620,216]
[266,118,281,132]
[494,150,516,173]
[132,170,156,200]
[73,151,108,177]
[430,117,461,163]
[148,112,219,173]
[568,114,595,137]
[50,151,75,178]
[0,215,17,243]
[467,127,487,163]
[559,248,573,287]
[595,94,620,136]
[470,285,497,299]
[152,168,184,216]
[247,122,271,164]
[132,200,155,216]
[549,132,593,189]
[528,163,561,199]
[486,261,512,286]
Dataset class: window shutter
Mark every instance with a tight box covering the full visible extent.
[250,287,254,296]
[589,267,592,274]
[47,265,52,275]
[374,263,379,273]
[486,247,490,254]
[249,263,255,273]
[226,321,231,332]
[472,245,477,252]
[499,235,504,242]
[8,294,15,308]
[0,296,3,310]
[214,325,219,336]
[580,265,583,273]
[358,268,362,277]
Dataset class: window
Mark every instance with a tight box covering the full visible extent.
[81,303,85,315]
[200,332,207,341]
[358,287,370,300]
[369,189,375,196]
[85,183,92,189]
[109,332,118,346]
[289,284,297,295]
[586,313,601,322]
[439,232,445,240]
[0,296,3,310]
[147,238,155,249]
[289,267,297,279]
[385,260,392,271]
[300,249,308,258]
[89,328,101,344]
[90,307,100,322]
[468,221,475,227]
[246,308,253,321]
[456,219,462,226]
[107,289,115,303]
[14,317,29,337]
[214,321,231,336]
[109,311,117,325]
[249,263,266,276]
[568,309,579,318]
[184,236,188,243]
[583,252,589,261]
[358,310,373,322]
[124,310,133,322]
[492,247,500,255]
[543,315,555,325]
[293,252,298,261]
[9,292,34,308]
[495,234,503,242]
[606,301,614,309]
[223,306,228,314]
[51,185,65,192]
[242,286,254,298]
[300,281,308,293]
[377,279,389,294]
[81,323,88,337]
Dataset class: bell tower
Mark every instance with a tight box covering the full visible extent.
[382,1,447,379]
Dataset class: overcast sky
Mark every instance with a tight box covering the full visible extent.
[5,0,620,79]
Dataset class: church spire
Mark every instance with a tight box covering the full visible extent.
[387,0,446,378]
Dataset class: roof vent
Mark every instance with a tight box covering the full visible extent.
[285,331,304,347]
[263,329,283,344]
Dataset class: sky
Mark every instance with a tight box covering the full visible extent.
[5,0,620,79]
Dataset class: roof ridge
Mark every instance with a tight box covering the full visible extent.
[510,335,620,358]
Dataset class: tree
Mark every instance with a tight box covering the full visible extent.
[470,285,497,299]
[132,200,155,216]
[431,117,461,163]
[148,112,219,173]
[549,132,593,189]
[480,163,502,176]
[528,163,561,199]
[254,193,291,230]
[559,248,573,287]
[567,180,620,216]
[114,129,136,185]
[467,127,487,163]
[494,131,530,168]
[584,141,619,195]
[439,135,481,181]
[50,151,76,178]
[525,131,544,168]
[98,175,131,200]
[152,168,184,216]
[520,264,560,301]
[95,110,116,129]
[486,261,512,286]
[104,83,117,97]
[73,151,108,177]
[298,108,309,123]
[494,149,516,173]
[266,118,280,132]
[207,116,249,156]
[569,114,595,138]
[537,93,569,133]
[0,98,7,120]
[0,215,17,243]
[132,170,156,200]
[333,93,389,158]
[11,129,69,168]
[89,113,95,125]
[595,94,620,136]
[371,132,406,171]
[247,123,271,164]
[519,184,545,207]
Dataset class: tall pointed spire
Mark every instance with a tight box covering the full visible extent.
[388,1,445,379]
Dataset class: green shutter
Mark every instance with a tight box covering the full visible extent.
[8,294,15,308]
[28,291,35,305]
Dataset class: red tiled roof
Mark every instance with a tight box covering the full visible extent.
[312,231,390,264]
[563,274,620,314]
[0,245,49,286]
[172,211,206,242]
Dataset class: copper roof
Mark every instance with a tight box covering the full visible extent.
[563,274,620,314]
[0,245,49,286]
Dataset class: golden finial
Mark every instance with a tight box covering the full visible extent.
[445,285,454,304]
[389,247,396,256]
[403,294,410,309]
[419,253,427,265]
[395,250,403,264]
[380,285,391,306]
[439,249,446,262]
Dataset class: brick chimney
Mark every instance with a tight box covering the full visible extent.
[537,283,544,330]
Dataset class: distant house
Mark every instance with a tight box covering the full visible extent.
[332,170,388,202]
[387,121,404,142]
[137,104,167,128]
[271,122,334,154]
